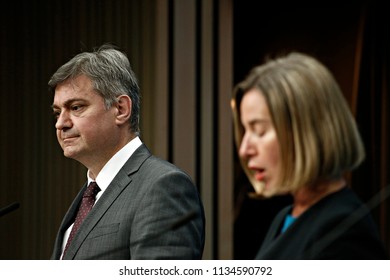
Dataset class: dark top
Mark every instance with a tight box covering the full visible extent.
[256,187,388,259]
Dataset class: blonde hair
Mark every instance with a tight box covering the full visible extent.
[232,52,365,196]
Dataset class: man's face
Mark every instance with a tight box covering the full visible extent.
[52,75,119,168]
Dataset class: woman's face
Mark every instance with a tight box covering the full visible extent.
[239,89,282,196]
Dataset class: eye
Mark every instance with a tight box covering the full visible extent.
[253,125,266,137]
[71,105,82,111]
[257,129,266,137]
[53,110,61,119]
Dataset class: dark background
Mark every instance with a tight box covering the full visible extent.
[0,0,388,259]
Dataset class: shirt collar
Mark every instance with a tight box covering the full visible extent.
[87,136,142,199]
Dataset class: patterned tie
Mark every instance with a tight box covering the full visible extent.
[62,181,101,258]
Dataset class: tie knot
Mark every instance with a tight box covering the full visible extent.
[83,182,101,198]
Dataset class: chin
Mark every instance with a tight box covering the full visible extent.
[261,183,283,198]
[63,152,75,159]
[62,148,79,159]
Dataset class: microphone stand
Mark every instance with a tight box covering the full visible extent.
[0,202,20,218]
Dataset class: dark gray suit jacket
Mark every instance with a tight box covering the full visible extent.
[51,144,205,259]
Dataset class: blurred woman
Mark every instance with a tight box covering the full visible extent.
[231,52,387,259]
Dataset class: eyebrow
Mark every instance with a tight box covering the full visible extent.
[247,118,270,126]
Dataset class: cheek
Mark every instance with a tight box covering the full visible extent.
[81,116,116,142]
[266,136,281,168]
[56,130,62,142]
[81,122,104,139]
[269,147,281,170]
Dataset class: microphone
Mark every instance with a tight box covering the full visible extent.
[0,202,20,218]
[302,184,390,258]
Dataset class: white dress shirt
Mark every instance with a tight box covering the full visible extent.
[60,136,142,257]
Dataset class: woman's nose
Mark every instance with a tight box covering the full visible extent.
[239,132,255,159]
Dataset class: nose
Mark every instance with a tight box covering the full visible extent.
[239,132,256,159]
[55,110,72,131]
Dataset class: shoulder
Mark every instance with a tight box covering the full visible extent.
[144,154,192,180]
[123,144,191,178]
[129,146,196,189]
[304,187,365,221]
[301,187,386,259]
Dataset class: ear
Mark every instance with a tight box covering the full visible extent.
[114,95,132,125]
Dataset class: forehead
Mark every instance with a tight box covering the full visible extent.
[53,75,97,104]
[57,74,94,94]
[239,88,271,124]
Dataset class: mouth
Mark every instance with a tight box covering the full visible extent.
[248,166,266,182]
[62,135,79,143]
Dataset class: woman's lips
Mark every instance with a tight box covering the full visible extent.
[249,167,266,182]
[254,171,265,182]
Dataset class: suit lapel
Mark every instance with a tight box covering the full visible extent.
[63,144,152,259]
[52,183,87,259]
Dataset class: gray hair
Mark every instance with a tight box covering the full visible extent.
[48,44,141,135]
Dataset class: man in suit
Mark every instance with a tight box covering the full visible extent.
[49,44,205,259]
